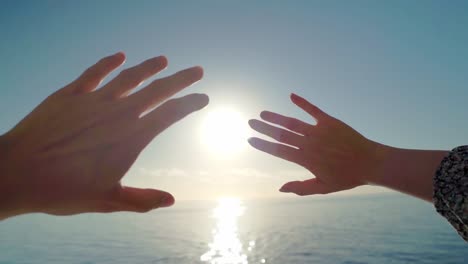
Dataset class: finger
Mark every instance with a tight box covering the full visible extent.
[279,178,335,196]
[248,119,305,147]
[248,137,303,164]
[290,93,330,123]
[134,93,209,149]
[260,111,312,135]
[71,52,126,93]
[100,55,168,99]
[94,186,175,213]
[126,66,203,114]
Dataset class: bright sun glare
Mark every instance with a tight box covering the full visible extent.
[201,197,247,264]
[201,197,267,263]
[201,108,248,156]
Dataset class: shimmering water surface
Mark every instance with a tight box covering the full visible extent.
[1,193,467,264]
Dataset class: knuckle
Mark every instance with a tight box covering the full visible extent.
[288,118,303,130]
[304,127,315,136]
[84,66,96,75]
[120,68,134,78]
[287,120,297,129]
[277,131,287,142]
[120,69,140,86]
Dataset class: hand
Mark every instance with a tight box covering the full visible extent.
[248,93,382,196]
[0,52,209,219]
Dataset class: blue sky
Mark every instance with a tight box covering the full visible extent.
[1,1,468,200]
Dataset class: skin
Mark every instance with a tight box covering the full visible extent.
[0,52,209,220]
[249,93,448,203]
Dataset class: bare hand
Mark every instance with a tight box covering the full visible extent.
[248,93,380,196]
[0,52,208,218]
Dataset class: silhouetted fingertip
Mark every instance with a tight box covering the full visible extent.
[151,55,168,69]
[248,119,257,128]
[290,93,300,101]
[158,55,168,65]
[247,137,261,146]
[114,51,126,61]
[279,184,291,192]
[158,194,175,208]
[189,66,204,79]
[259,111,269,119]
[196,93,210,106]
[184,93,209,111]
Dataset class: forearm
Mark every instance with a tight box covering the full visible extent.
[0,194,29,220]
[369,143,449,203]
[0,134,29,220]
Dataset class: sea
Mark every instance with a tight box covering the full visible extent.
[0,193,467,264]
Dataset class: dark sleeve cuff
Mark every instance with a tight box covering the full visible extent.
[433,146,468,242]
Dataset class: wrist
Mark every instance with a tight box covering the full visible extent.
[364,141,449,202]
[363,141,395,186]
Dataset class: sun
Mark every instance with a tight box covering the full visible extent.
[200,108,248,156]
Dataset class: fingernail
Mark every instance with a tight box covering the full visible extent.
[279,185,290,192]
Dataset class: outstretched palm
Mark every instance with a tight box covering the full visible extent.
[249,93,380,196]
[1,52,208,217]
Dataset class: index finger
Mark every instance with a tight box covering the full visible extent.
[290,93,331,123]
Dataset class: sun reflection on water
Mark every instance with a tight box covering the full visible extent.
[200,197,261,264]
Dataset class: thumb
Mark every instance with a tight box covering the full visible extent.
[279,178,336,196]
[106,186,175,213]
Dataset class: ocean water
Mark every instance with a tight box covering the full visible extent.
[0,193,466,264]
